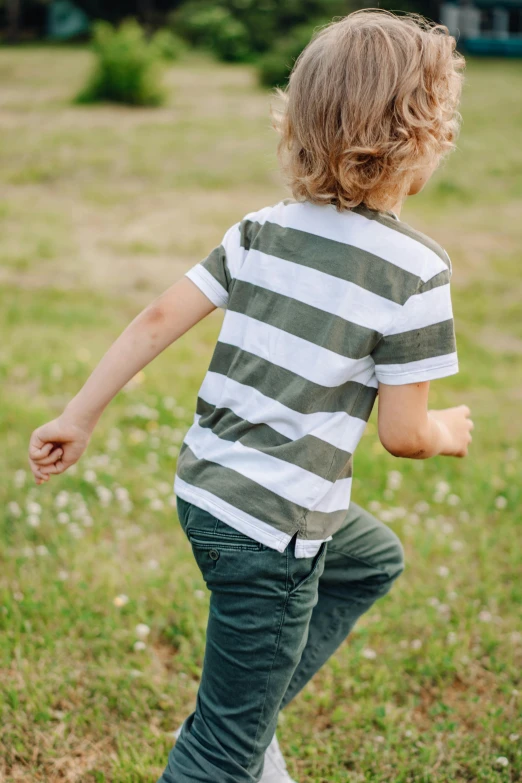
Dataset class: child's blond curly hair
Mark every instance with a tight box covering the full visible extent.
[273,9,465,212]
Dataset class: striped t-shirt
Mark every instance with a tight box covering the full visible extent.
[174,199,458,558]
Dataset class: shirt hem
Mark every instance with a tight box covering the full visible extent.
[376,360,459,386]
[185,265,228,309]
[173,476,330,557]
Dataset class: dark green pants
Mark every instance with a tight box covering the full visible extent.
[158,497,404,783]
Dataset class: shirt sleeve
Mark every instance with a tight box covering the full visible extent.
[184,221,241,310]
[372,269,459,385]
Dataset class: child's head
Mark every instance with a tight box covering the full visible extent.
[273,9,465,213]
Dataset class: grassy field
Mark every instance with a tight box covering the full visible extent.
[1,46,521,783]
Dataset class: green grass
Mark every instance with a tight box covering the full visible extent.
[0,46,521,782]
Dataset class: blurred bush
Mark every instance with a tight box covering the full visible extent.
[170,0,351,64]
[152,28,187,61]
[76,19,166,106]
[257,22,325,88]
[172,2,251,63]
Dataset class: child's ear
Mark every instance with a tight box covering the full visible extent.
[408,161,436,196]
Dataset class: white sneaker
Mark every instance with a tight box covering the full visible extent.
[173,723,298,782]
[260,733,298,783]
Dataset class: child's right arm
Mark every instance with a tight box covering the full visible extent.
[377,380,473,459]
[27,276,217,484]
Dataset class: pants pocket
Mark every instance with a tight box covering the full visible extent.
[287,541,328,596]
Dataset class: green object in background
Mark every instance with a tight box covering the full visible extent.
[76,19,166,107]
[47,0,90,40]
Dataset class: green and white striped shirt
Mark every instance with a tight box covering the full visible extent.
[174,199,458,557]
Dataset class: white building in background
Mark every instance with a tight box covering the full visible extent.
[441,1,522,54]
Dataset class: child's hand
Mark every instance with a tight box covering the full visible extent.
[428,405,474,457]
[28,413,92,484]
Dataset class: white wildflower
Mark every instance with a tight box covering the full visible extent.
[57,570,68,581]
[510,632,522,644]
[55,491,69,509]
[129,428,147,444]
[13,591,24,602]
[404,730,413,738]
[133,640,147,652]
[387,470,402,490]
[442,522,454,535]
[35,545,48,556]
[135,623,150,639]
[51,363,63,380]
[435,481,450,496]
[375,735,385,743]
[96,486,113,506]
[495,496,507,510]
[57,512,70,524]
[21,546,34,558]
[408,513,420,525]
[509,734,519,742]
[368,500,381,513]
[115,487,129,502]
[194,590,205,600]
[150,498,164,511]
[167,445,179,458]
[68,523,83,539]
[447,493,460,506]
[362,648,377,660]
[411,639,422,650]
[427,597,440,607]
[479,610,492,623]
[14,470,26,488]
[447,632,458,645]
[8,501,22,518]
[27,514,40,528]
[113,594,129,607]
[451,540,464,552]
[437,566,450,578]
[414,501,430,514]
[83,470,97,483]
[495,757,509,768]
[26,501,41,515]
[148,559,159,570]
[163,396,176,409]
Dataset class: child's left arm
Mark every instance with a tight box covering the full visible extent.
[28,277,216,484]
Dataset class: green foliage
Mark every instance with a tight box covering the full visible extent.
[257,22,323,88]
[172,3,251,63]
[76,19,166,107]
[171,0,352,63]
[151,28,187,62]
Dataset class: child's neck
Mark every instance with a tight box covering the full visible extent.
[390,197,404,218]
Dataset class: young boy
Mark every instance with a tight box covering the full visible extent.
[28,9,473,783]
